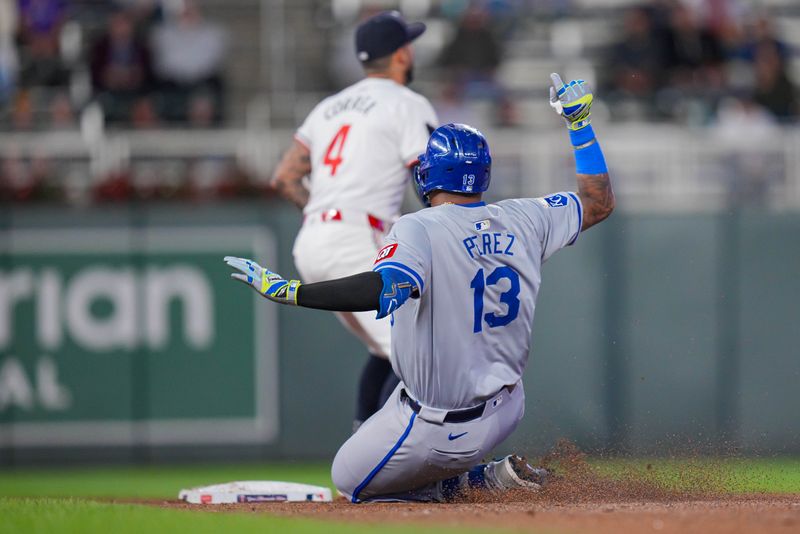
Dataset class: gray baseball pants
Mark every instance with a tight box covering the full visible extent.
[331,380,525,502]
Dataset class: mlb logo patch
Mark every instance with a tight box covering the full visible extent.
[374,243,398,264]
[544,194,568,207]
[474,219,490,231]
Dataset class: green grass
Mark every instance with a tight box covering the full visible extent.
[0,498,495,534]
[592,457,800,494]
[0,458,798,534]
[2,458,799,499]
[0,462,332,499]
[0,463,511,534]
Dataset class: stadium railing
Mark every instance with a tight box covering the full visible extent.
[0,125,798,211]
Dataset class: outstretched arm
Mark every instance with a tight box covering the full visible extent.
[223,257,417,319]
[298,272,383,311]
[549,73,615,231]
[271,139,311,210]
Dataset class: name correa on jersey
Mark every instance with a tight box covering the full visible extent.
[295,77,439,222]
[324,95,378,119]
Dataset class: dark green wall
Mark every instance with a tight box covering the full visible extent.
[1,202,798,462]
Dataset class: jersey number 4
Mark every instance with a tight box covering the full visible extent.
[323,124,351,176]
[470,266,521,333]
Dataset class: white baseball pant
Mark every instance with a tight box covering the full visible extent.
[292,214,392,359]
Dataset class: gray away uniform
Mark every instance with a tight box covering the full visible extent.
[332,193,583,502]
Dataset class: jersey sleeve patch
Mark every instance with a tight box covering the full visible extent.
[543,193,569,208]
[374,243,398,264]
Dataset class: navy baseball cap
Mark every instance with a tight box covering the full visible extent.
[355,11,426,62]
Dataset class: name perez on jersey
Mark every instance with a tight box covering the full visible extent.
[462,232,517,259]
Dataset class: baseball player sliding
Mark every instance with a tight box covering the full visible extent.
[271,11,438,431]
[229,74,614,501]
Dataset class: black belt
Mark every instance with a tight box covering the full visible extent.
[400,389,486,423]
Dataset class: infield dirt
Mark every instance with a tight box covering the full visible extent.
[141,442,800,534]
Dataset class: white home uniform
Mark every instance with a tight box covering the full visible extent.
[292,77,437,358]
[331,193,583,502]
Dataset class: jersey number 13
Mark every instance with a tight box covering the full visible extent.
[470,266,521,333]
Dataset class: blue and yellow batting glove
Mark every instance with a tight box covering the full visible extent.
[549,73,593,131]
[224,256,301,305]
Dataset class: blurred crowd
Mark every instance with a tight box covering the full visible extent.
[0,0,242,204]
[431,0,797,127]
[1,0,797,206]
[2,0,797,131]
[0,0,227,130]
[602,0,798,125]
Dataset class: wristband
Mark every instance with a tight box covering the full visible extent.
[264,278,302,305]
[568,125,608,175]
[285,280,301,305]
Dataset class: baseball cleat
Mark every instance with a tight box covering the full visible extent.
[490,454,551,491]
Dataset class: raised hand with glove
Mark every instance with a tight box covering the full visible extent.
[549,73,593,131]
[548,72,614,230]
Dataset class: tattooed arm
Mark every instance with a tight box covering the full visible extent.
[576,170,614,231]
[271,140,311,210]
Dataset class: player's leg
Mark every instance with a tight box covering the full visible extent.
[402,382,530,501]
[332,264,395,428]
[333,309,391,357]
[294,222,397,429]
[334,310,396,431]
[354,353,394,432]
[332,384,466,502]
[332,382,527,502]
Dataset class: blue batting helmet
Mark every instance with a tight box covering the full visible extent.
[413,123,491,207]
